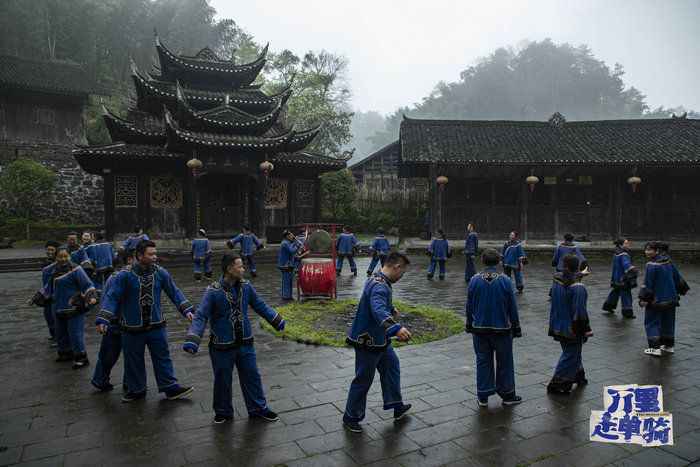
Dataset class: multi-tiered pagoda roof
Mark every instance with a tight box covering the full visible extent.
[75,35,343,173]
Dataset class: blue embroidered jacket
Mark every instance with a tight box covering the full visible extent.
[347,273,401,350]
[502,241,526,269]
[369,235,390,257]
[278,238,301,270]
[466,267,520,335]
[610,247,637,289]
[428,238,450,260]
[184,278,285,351]
[98,272,122,331]
[191,238,211,260]
[85,242,115,272]
[69,246,88,267]
[548,272,591,342]
[40,262,96,318]
[638,255,685,310]
[552,242,587,271]
[228,233,262,256]
[464,232,478,257]
[97,263,193,331]
[336,233,358,255]
[122,234,150,252]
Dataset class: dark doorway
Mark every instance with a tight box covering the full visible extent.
[199,175,247,234]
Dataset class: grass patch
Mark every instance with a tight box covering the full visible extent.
[260,299,463,347]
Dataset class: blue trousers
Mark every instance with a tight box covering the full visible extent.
[367,255,386,274]
[209,345,268,418]
[465,255,477,283]
[43,305,55,338]
[122,327,179,394]
[280,270,294,299]
[193,256,212,277]
[243,255,257,273]
[604,288,634,315]
[428,259,446,278]
[344,346,403,422]
[503,266,524,290]
[91,326,123,389]
[55,313,86,355]
[472,333,515,398]
[644,306,676,348]
[553,341,583,382]
[336,255,357,274]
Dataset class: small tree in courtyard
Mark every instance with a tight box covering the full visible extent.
[320,169,356,222]
[0,158,56,238]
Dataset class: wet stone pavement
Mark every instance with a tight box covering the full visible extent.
[1,255,699,467]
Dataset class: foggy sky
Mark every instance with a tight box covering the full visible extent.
[211,0,700,116]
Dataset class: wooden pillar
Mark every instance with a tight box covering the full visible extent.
[607,179,616,239]
[287,177,296,227]
[138,174,149,232]
[521,181,529,241]
[251,174,266,238]
[646,180,654,238]
[313,177,321,222]
[615,179,623,239]
[103,173,115,240]
[183,170,196,238]
[552,184,559,240]
[428,165,437,235]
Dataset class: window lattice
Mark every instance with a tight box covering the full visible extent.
[150,175,183,208]
[265,178,288,209]
[114,175,138,208]
[295,179,315,207]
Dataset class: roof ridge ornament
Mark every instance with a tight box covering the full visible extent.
[548,112,566,129]
[671,112,687,120]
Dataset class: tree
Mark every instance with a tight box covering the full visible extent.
[0,159,56,237]
[320,170,356,221]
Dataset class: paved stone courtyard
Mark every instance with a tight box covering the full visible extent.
[1,256,699,467]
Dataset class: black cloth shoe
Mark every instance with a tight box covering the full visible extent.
[502,394,523,405]
[55,352,73,362]
[165,386,194,400]
[213,414,233,424]
[343,420,363,433]
[622,309,636,319]
[72,354,89,369]
[250,409,279,422]
[91,381,114,392]
[393,403,412,420]
[121,391,147,403]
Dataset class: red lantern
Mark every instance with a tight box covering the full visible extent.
[436,175,448,191]
[526,175,540,192]
[627,176,641,193]
[259,160,274,175]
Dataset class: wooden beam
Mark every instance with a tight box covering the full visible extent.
[103,173,115,240]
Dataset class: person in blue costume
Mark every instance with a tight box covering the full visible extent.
[293,227,309,271]
[97,239,195,402]
[466,249,522,407]
[183,253,287,424]
[638,241,689,357]
[366,228,391,277]
[85,232,115,291]
[39,240,60,343]
[551,233,588,272]
[502,231,527,293]
[278,230,302,300]
[464,223,479,283]
[659,242,690,298]
[602,238,638,318]
[227,225,264,278]
[336,225,359,276]
[66,232,85,265]
[91,250,134,393]
[31,246,98,368]
[343,252,413,433]
[120,226,150,265]
[427,229,451,280]
[546,254,593,394]
[191,228,212,281]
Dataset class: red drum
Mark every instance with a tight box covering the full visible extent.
[298,258,336,299]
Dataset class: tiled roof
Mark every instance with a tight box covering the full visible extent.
[399,114,700,166]
[273,151,347,169]
[349,141,399,170]
[72,143,180,159]
[0,54,103,96]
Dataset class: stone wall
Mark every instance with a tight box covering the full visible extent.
[0,139,104,224]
